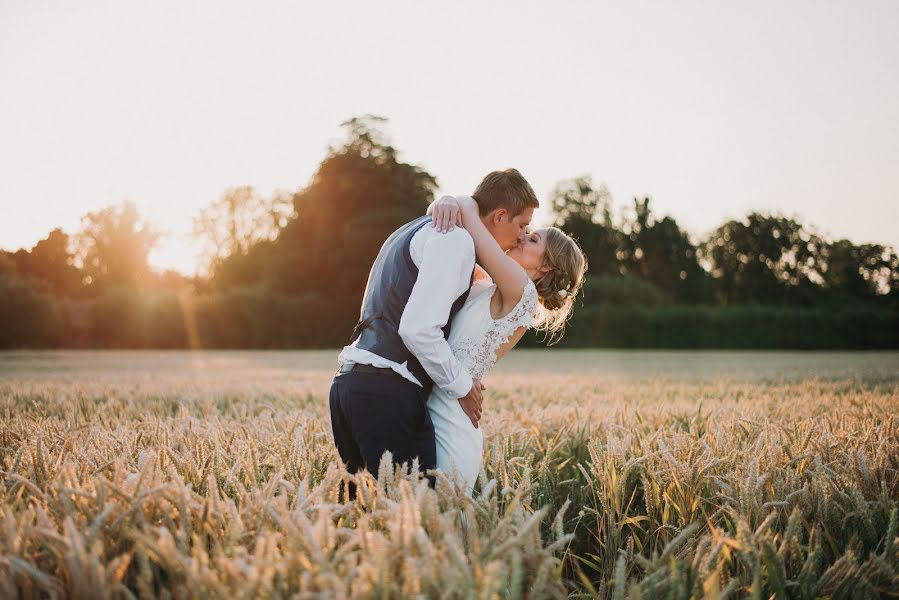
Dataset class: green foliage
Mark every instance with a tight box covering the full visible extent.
[550,181,714,304]
[144,292,190,348]
[88,286,150,347]
[618,198,713,304]
[0,273,64,348]
[1,116,898,349]
[703,213,829,307]
[550,176,622,279]
[39,290,897,350]
[820,238,899,308]
[3,228,83,296]
[210,115,438,343]
[583,274,672,308]
[522,304,899,349]
[193,186,293,277]
[194,286,332,348]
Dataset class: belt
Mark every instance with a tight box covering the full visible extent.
[338,362,406,380]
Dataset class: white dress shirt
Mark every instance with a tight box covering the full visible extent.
[337,223,476,399]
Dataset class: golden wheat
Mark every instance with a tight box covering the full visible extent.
[1,355,897,599]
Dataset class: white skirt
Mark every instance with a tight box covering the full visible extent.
[427,388,483,496]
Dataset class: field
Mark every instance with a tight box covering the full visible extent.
[1,350,898,599]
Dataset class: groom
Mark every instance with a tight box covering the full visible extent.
[329,168,539,491]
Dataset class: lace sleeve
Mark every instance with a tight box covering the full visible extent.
[468,280,538,380]
[496,279,538,333]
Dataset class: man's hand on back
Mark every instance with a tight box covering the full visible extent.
[458,378,486,428]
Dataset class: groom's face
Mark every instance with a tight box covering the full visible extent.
[494,207,534,252]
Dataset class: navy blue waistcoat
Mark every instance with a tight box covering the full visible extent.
[350,216,473,395]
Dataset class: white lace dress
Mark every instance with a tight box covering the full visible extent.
[427,277,538,495]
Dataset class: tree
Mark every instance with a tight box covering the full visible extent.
[218,115,439,344]
[819,239,899,308]
[702,213,826,306]
[0,253,16,278]
[549,176,621,278]
[8,229,83,296]
[551,175,613,228]
[75,201,160,291]
[280,114,436,289]
[619,197,712,304]
[193,186,293,275]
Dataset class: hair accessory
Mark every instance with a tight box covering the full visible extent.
[557,289,569,298]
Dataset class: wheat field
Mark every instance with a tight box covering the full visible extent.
[1,350,898,599]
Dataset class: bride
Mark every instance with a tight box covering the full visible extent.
[426,195,587,495]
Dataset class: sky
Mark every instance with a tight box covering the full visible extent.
[1,0,897,275]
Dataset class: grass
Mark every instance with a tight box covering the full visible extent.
[1,350,897,598]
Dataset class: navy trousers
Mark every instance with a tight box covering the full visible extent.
[329,371,437,493]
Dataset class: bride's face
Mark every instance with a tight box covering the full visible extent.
[507,228,550,277]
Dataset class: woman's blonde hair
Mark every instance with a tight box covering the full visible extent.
[532,227,588,344]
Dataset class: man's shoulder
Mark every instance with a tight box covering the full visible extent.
[415,223,474,252]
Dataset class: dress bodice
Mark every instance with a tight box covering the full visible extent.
[428,277,538,495]
[446,278,539,382]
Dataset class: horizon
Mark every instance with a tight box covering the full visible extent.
[2,1,898,275]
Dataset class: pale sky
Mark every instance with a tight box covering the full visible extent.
[1,0,897,274]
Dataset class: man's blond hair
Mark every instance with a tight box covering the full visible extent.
[472,168,539,217]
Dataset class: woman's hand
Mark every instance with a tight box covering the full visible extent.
[430,195,463,233]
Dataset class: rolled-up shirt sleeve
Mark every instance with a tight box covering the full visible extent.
[398,228,475,398]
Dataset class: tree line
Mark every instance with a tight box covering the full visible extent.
[2,115,897,349]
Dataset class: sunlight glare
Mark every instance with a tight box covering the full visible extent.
[147,231,204,276]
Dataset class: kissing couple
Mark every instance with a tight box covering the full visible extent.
[329,168,587,496]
